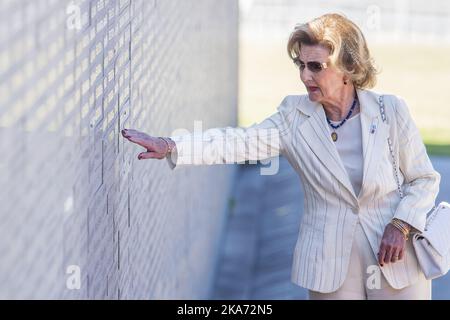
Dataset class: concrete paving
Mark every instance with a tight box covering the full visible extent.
[213,155,450,300]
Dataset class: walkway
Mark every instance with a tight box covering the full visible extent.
[213,156,450,300]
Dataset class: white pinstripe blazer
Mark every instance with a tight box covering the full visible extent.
[166,89,441,293]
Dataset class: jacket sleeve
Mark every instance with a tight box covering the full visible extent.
[165,96,295,171]
[392,96,441,233]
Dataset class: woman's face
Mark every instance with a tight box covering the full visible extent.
[298,44,347,103]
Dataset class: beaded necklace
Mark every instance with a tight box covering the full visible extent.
[326,97,358,142]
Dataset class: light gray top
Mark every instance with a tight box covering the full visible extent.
[329,113,364,197]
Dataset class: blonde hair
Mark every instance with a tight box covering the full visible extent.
[287,13,378,89]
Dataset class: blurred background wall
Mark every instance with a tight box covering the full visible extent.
[0,0,238,299]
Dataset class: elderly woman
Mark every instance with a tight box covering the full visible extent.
[122,13,441,300]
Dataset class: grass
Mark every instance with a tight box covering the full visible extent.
[421,128,450,156]
[239,37,450,156]
[425,144,450,157]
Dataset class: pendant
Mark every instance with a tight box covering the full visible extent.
[331,132,338,142]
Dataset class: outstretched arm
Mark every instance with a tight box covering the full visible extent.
[122,97,295,171]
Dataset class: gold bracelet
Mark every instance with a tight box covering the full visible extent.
[390,219,409,240]
[392,218,411,233]
[391,220,409,234]
[392,220,406,233]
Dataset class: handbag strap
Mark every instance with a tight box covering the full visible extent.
[377,95,405,199]
[379,96,440,228]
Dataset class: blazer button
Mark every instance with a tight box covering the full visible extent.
[352,207,359,214]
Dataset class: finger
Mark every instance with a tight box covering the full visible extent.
[126,135,152,149]
[378,246,386,266]
[398,248,405,261]
[122,129,133,139]
[123,131,153,148]
[384,246,393,264]
[138,152,160,160]
[122,129,144,139]
[121,129,131,137]
[390,247,400,263]
[122,130,141,139]
[122,128,140,135]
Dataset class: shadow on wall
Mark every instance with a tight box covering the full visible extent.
[0,0,239,299]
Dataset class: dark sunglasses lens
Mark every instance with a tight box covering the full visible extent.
[308,62,323,72]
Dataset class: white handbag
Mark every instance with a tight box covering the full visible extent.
[379,95,450,280]
[412,203,450,279]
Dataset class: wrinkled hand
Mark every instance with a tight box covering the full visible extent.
[377,223,406,267]
[121,129,168,160]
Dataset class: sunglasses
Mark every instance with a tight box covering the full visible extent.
[293,58,328,73]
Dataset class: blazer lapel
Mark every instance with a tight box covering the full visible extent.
[295,89,390,203]
[356,89,390,201]
[296,98,357,200]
